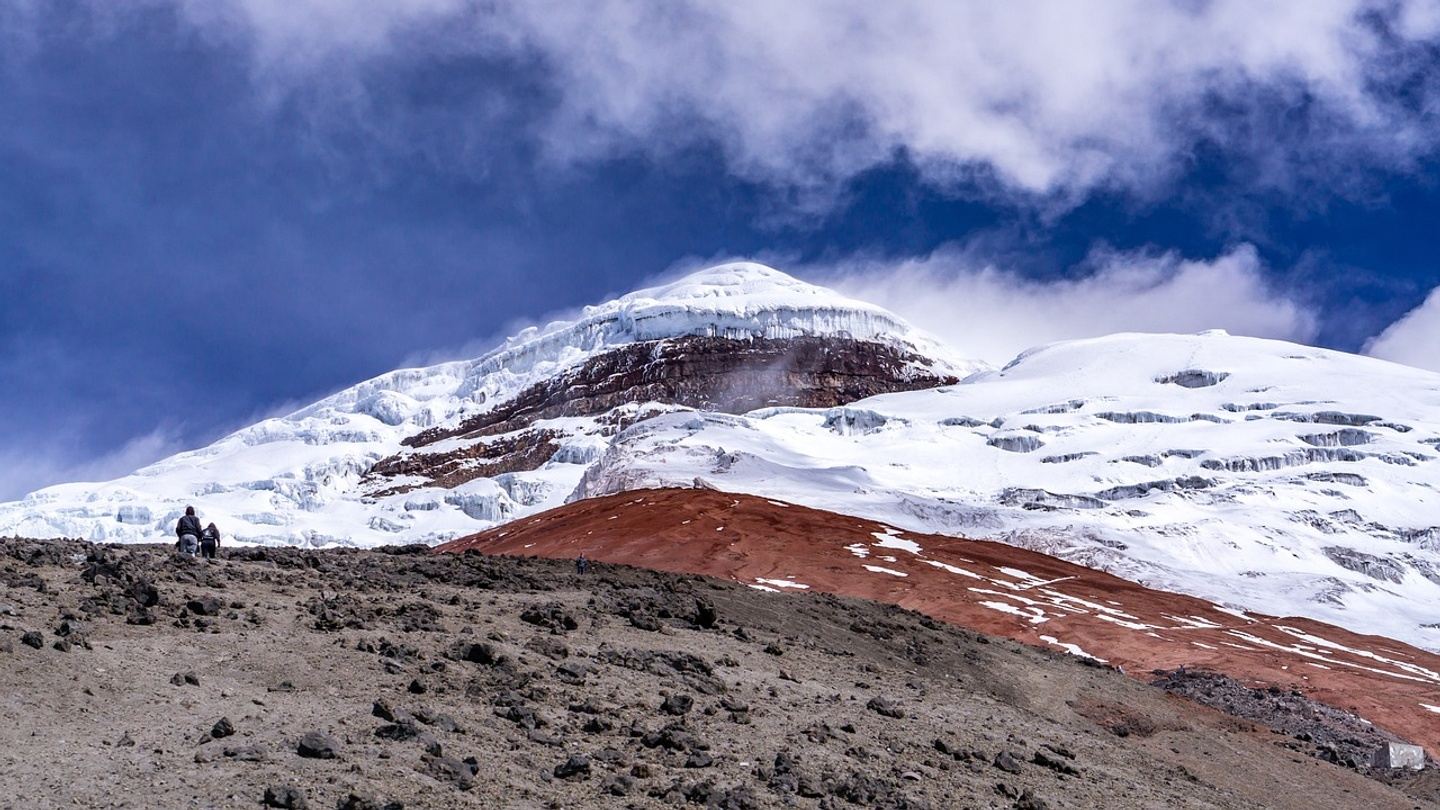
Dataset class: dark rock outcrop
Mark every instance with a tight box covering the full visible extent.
[366,335,957,493]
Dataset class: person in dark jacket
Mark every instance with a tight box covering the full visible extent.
[199,522,221,560]
[175,506,202,556]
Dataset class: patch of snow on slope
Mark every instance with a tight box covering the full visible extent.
[871,527,922,554]
[1039,635,1107,661]
[755,578,810,590]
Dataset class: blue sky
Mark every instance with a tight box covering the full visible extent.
[3,0,1440,498]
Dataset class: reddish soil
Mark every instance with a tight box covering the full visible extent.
[441,488,1440,757]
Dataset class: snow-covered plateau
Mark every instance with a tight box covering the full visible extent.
[3,262,1439,649]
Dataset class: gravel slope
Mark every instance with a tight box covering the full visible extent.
[0,538,1431,809]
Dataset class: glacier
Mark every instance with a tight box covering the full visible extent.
[572,331,1440,651]
[0,262,979,548]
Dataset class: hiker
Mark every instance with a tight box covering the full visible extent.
[576,554,590,575]
[175,506,202,556]
[200,522,221,560]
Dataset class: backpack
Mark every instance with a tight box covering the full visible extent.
[201,527,218,544]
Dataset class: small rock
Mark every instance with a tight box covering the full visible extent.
[297,731,339,759]
[20,631,43,650]
[263,785,307,809]
[374,721,420,741]
[416,732,443,757]
[1032,749,1079,776]
[413,707,463,734]
[866,696,905,719]
[211,717,235,739]
[372,699,400,723]
[407,679,427,695]
[583,716,614,734]
[660,694,694,716]
[554,661,592,685]
[170,671,200,687]
[993,751,1024,774]
[224,744,267,762]
[1016,789,1052,810]
[553,754,591,780]
[420,754,477,791]
[601,775,634,796]
[685,751,714,769]
[186,597,222,617]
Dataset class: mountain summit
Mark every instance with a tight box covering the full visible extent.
[7,262,1440,650]
[0,262,977,547]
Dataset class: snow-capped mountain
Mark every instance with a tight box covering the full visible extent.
[0,263,977,548]
[6,262,1440,649]
[573,330,1440,650]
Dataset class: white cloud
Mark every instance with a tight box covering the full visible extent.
[812,243,1319,364]
[1365,287,1440,373]
[149,0,1440,206]
[0,428,185,502]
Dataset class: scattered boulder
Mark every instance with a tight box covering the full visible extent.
[525,636,569,660]
[210,717,235,739]
[263,785,307,809]
[1032,749,1078,776]
[374,721,420,742]
[223,744,268,762]
[553,754,591,780]
[661,694,695,716]
[419,754,477,791]
[296,731,339,760]
[449,641,503,666]
[520,602,578,634]
[993,751,1024,774]
[186,597,222,616]
[866,696,904,719]
[19,631,43,650]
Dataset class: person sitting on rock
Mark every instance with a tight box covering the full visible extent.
[175,506,202,556]
[199,522,221,560]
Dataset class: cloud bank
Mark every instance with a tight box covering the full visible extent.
[1365,287,1440,372]
[145,0,1440,208]
[814,244,1319,365]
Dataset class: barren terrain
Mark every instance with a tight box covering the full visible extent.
[1,536,1435,809]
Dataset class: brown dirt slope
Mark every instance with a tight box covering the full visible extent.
[0,537,1430,809]
[443,488,1440,760]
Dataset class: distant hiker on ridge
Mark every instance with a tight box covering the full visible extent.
[175,506,202,557]
[200,522,221,560]
[576,554,590,575]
